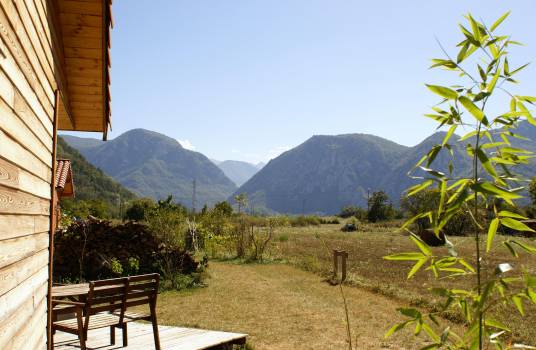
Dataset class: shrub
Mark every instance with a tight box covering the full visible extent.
[124,198,156,221]
[338,206,367,220]
[288,215,321,227]
[54,218,202,286]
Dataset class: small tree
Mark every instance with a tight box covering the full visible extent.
[125,198,155,221]
[385,12,536,349]
[367,191,392,222]
[234,193,248,214]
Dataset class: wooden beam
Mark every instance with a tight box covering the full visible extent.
[46,90,60,350]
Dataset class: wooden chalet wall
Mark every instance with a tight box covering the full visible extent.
[0,0,64,348]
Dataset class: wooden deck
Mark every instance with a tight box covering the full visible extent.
[53,322,247,350]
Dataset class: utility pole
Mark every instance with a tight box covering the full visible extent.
[192,179,197,214]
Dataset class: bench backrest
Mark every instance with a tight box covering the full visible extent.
[86,277,129,318]
[125,273,160,309]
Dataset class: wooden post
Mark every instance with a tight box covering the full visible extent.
[331,249,348,285]
[341,251,348,282]
[332,249,338,281]
[47,90,60,350]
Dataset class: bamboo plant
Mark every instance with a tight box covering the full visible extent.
[385,12,536,349]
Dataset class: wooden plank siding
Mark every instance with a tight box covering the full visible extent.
[0,0,60,349]
[0,0,112,348]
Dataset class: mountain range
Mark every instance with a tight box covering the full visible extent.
[62,129,237,207]
[62,123,536,214]
[234,122,536,214]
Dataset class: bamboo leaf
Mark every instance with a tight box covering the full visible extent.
[459,96,486,123]
[384,252,426,261]
[490,11,510,31]
[512,295,525,315]
[485,318,511,332]
[512,240,536,254]
[385,321,410,338]
[498,211,528,220]
[487,218,500,252]
[486,68,501,93]
[442,125,457,146]
[407,180,434,197]
[426,84,458,100]
[408,258,428,279]
[500,218,535,232]
[410,233,433,256]
[472,182,522,200]
[476,148,497,177]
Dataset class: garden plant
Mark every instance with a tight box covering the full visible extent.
[385,12,536,349]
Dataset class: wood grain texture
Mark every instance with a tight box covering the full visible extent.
[0,186,50,215]
[0,248,48,297]
[0,129,51,181]
[53,322,248,350]
[0,214,49,240]
[0,5,54,113]
[0,96,51,164]
[0,232,49,269]
[0,264,47,321]
[3,285,47,349]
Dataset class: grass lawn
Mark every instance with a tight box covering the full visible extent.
[154,223,536,349]
[156,261,437,349]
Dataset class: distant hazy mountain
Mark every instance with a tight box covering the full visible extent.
[255,162,266,170]
[63,129,237,207]
[233,123,536,215]
[216,160,261,187]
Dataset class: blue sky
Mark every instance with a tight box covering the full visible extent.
[75,1,536,163]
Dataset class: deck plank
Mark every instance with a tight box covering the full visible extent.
[53,322,247,350]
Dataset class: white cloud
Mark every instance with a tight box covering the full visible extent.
[177,139,196,151]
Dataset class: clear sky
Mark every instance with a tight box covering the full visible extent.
[74,1,536,163]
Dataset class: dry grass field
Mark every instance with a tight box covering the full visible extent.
[154,222,536,349]
[273,223,536,344]
[156,262,445,349]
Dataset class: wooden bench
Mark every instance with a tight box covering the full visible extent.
[52,277,129,350]
[113,273,161,349]
[52,274,161,350]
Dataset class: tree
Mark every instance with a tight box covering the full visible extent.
[213,201,233,217]
[125,198,155,221]
[367,191,392,222]
[234,193,248,214]
[385,12,536,349]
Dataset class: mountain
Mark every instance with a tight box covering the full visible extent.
[63,129,237,207]
[233,123,536,215]
[216,160,261,187]
[56,137,137,206]
[234,134,410,214]
[61,134,104,151]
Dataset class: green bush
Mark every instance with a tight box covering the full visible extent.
[288,215,321,227]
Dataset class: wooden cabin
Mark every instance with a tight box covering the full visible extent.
[0,1,112,349]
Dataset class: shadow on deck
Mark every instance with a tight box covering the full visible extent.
[53,322,247,350]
